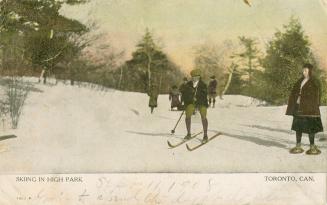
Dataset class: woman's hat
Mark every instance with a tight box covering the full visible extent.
[303,63,313,70]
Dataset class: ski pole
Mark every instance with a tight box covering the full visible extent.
[171,110,184,134]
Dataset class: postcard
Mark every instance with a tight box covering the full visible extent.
[0,0,326,204]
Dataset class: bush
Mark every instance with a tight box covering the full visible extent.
[4,77,30,129]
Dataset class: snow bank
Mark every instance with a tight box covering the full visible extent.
[0,81,325,173]
[216,95,267,108]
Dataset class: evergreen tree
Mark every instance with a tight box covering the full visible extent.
[262,17,325,105]
[121,29,183,93]
[234,36,262,96]
[0,0,35,73]
[0,0,88,77]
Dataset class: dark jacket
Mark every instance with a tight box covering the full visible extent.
[182,80,208,107]
[148,88,159,107]
[179,83,187,98]
[286,77,321,117]
[169,89,181,107]
[208,79,217,94]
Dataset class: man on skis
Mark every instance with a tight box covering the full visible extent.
[208,75,218,108]
[182,69,209,143]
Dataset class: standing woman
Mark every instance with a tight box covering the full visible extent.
[286,63,324,155]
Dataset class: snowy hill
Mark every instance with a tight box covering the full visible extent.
[0,79,326,173]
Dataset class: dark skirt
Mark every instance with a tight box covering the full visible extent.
[149,96,158,107]
[291,104,323,134]
[171,95,181,107]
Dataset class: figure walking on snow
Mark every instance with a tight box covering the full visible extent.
[148,84,159,114]
[208,75,218,108]
[169,85,181,111]
[183,69,209,143]
[286,63,324,155]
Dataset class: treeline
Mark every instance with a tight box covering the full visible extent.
[68,29,185,94]
[0,0,89,78]
[113,29,184,93]
[0,1,184,93]
[193,17,327,105]
[1,2,326,105]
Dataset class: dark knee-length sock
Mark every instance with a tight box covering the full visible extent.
[201,118,208,137]
[296,131,302,144]
[309,133,315,145]
[185,118,191,135]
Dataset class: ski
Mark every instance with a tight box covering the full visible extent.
[186,132,221,151]
[167,131,203,148]
[0,134,17,142]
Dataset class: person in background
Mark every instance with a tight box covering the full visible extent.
[286,63,323,155]
[208,75,218,108]
[169,85,181,111]
[148,84,159,114]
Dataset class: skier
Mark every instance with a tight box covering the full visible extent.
[169,85,181,111]
[147,84,159,114]
[183,69,209,143]
[208,75,218,108]
[179,77,188,108]
[286,63,323,155]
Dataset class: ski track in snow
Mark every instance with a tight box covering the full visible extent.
[0,78,326,173]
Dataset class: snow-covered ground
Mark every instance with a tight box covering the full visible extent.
[0,79,326,173]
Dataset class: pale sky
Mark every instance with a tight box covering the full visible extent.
[60,0,327,71]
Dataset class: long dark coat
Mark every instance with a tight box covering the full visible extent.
[148,88,159,107]
[169,89,181,107]
[182,80,209,107]
[179,82,187,104]
[286,77,321,117]
[208,79,217,95]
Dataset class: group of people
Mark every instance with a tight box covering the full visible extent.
[169,75,218,111]
[148,73,219,114]
[147,69,218,143]
[148,64,324,154]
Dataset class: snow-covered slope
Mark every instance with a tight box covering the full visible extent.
[0,79,326,173]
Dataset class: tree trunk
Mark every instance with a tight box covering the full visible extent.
[118,66,123,89]
[159,73,162,93]
[1,46,8,73]
[39,69,45,83]
[147,53,152,91]
[248,56,252,86]
[70,67,75,85]
[222,66,236,96]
